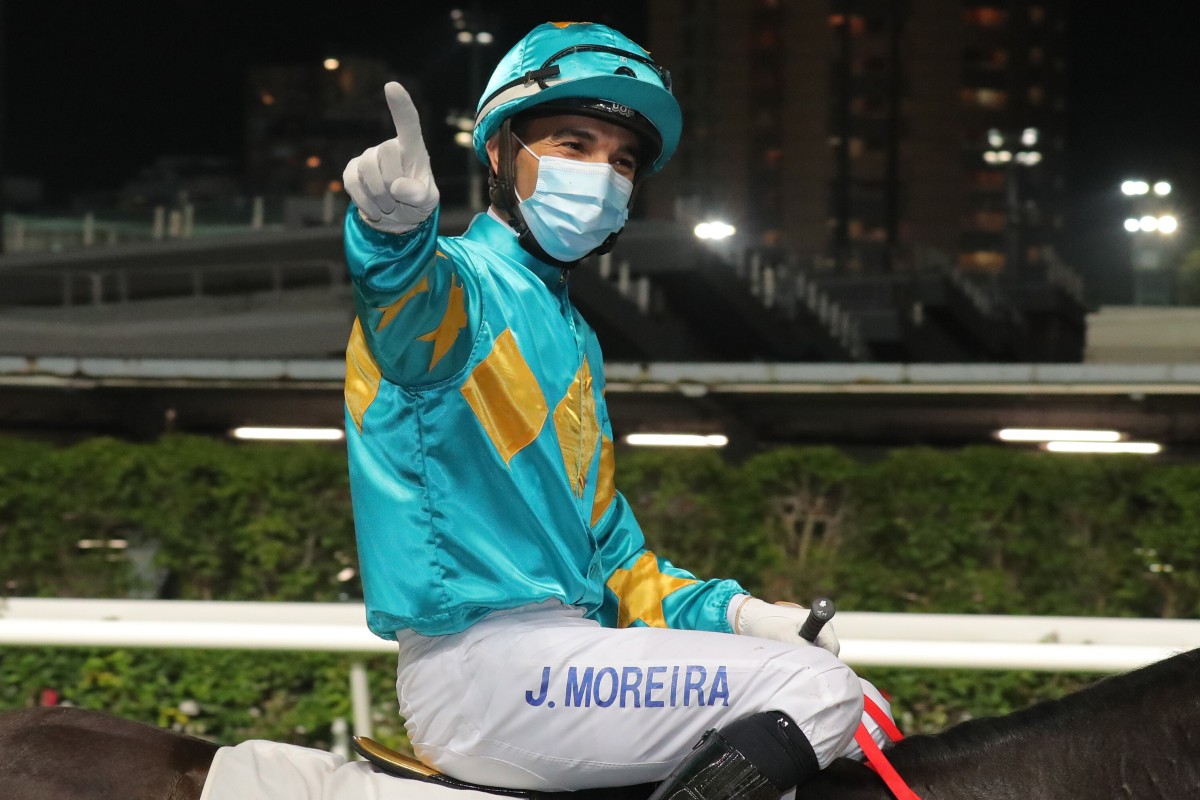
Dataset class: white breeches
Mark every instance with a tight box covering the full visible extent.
[395,601,894,792]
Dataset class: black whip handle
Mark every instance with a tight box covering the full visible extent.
[798,598,836,643]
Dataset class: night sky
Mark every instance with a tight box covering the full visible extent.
[4,1,1198,303]
[2,1,645,196]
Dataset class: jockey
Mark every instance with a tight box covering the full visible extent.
[340,21,895,800]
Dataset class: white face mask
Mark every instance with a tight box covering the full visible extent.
[514,136,634,263]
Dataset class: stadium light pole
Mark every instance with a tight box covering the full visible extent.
[983,127,1041,274]
[449,5,494,212]
[1121,178,1179,305]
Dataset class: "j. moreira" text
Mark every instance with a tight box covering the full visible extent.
[524,665,731,709]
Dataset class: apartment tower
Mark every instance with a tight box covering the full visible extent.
[645,0,1068,278]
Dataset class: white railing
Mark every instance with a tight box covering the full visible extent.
[4,598,1197,670]
[3,599,1197,735]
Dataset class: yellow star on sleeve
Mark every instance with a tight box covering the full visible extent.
[606,552,698,628]
[375,277,430,332]
[375,251,448,332]
[417,276,467,371]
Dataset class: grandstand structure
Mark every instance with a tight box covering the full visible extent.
[3,210,1193,459]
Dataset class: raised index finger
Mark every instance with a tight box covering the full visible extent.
[384,82,425,146]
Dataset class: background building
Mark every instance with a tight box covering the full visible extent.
[645,0,1069,280]
[245,57,409,200]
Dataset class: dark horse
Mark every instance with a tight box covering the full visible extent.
[2,648,1199,800]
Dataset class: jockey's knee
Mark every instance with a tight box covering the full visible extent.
[771,652,864,768]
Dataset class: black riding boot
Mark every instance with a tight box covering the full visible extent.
[647,711,819,800]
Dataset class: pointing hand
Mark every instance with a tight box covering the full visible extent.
[343,82,441,234]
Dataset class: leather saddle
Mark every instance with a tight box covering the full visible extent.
[352,736,654,800]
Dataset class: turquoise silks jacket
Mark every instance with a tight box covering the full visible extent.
[342,206,746,639]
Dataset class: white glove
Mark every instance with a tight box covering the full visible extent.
[342,82,440,234]
[733,597,841,656]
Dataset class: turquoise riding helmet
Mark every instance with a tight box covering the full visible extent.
[473,22,681,177]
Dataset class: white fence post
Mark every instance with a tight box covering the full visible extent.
[331,717,350,761]
[636,276,651,315]
[617,260,631,297]
[350,660,373,740]
[323,191,335,225]
[251,196,265,230]
[10,219,25,252]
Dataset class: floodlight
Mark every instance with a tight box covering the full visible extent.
[625,433,729,448]
[1044,441,1162,455]
[231,427,345,441]
[996,428,1121,443]
[694,221,736,240]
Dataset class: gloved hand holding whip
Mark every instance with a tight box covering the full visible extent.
[733,596,841,656]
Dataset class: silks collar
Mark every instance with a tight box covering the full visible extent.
[463,210,567,290]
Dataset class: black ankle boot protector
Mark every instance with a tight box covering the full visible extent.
[647,711,819,800]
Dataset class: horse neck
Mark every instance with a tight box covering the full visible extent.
[887,650,1200,799]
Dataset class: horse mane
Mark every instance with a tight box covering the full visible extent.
[885,647,1200,771]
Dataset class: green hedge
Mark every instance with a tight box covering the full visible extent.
[0,647,403,749]
[2,435,1197,746]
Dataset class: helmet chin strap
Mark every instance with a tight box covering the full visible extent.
[487,118,636,271]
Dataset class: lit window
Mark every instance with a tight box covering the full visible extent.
[260,92,276,106]
[829,14,867,35]
[1029,86,1045,105]
[1029,6,1045,24]
[960,88,1008,109]
[957,250,1006,273]
[962,210,1006,232]
[963,7,1006,27]
[967,170,1006,190]
[963,46,1008,69]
